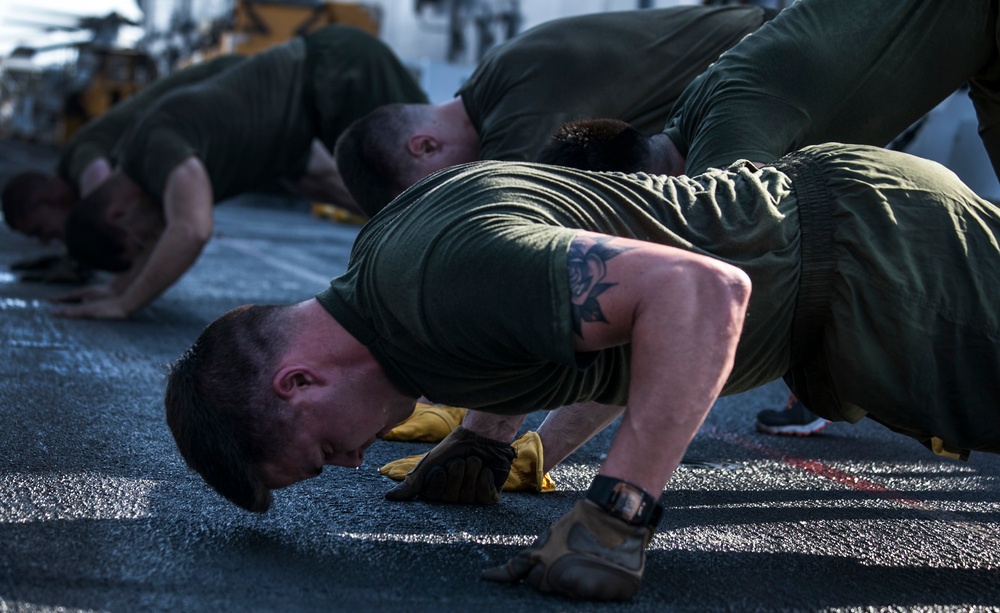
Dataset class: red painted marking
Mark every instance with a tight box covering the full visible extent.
[699,424,925,507]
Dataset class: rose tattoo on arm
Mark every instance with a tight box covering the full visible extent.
[568,235,633,338]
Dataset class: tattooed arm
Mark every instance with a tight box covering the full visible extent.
[480,232,750,600]
[390,231,749,507]
[460,231,751,486]
[567,231,751,495]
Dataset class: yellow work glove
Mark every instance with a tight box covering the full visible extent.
[382,403,467,442]
[504,431,556,492]
[379,431,556,493]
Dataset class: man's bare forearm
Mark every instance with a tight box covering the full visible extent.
[118,156,214,315]
[460,410,528,442]
[117,222,209,313]
[108,247,153,295]
[598,256,750,495]
[461,401,623,473]
[536,402,624,472]
[567,232,751,496]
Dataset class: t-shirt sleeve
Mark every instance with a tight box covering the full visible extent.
[376,216,581,370]
[57,141,106,189]
[120,123,198,201]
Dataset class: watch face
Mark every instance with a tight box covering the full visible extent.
[611,482,645,520]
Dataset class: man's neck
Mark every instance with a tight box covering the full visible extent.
[298,299,416,403]
[440,97,481,153]
[649,134,686,176]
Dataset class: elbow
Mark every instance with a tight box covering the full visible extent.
[706,262,752,336]
[678,259,751,339]
[723,265,752,313]
[192,223,214,246]
[171,218,214,249]
[186,215,214,245]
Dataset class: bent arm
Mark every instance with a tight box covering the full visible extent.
[114,156,214,315]
[567,231,751,497]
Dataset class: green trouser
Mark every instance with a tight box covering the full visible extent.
[779,144,1000,458]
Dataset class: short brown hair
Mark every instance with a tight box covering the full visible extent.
[334,103,426,217]
[535,119,653,173]
[165,304,298,512]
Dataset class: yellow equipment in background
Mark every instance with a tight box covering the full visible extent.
[214,0,381,57]
[59,49,157,144]
[310,202,368,225]
[58,2,382,144]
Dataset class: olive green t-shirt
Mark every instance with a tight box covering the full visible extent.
[319,143,1000,454]
[120,37,313,203]
[120,25,425,204]
[56,54,245,190]
[663,0,999,175]
[318,158,800,414]
[457,5,773,162]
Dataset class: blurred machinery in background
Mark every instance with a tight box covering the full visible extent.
[1,1,382,146]
[1,11,156,145]
[413,0,519,64]
[222,0,380,53]
[57,13,157,143]
[58,47,157,142]
[157,0,383,69]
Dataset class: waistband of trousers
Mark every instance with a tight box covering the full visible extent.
[771,151,836,368]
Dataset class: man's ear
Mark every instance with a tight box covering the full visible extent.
[273,366,317,401]
[407,134,441,158]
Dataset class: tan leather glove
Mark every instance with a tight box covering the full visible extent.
[381,403,466,442]
[383,426,515,504]
[380,431,556,493]
[481,499,655,601]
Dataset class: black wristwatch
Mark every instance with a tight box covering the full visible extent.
[586,475,664,527]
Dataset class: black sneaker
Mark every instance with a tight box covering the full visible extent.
[755,396,829,436]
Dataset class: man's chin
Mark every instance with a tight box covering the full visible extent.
[353,437,377,465]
